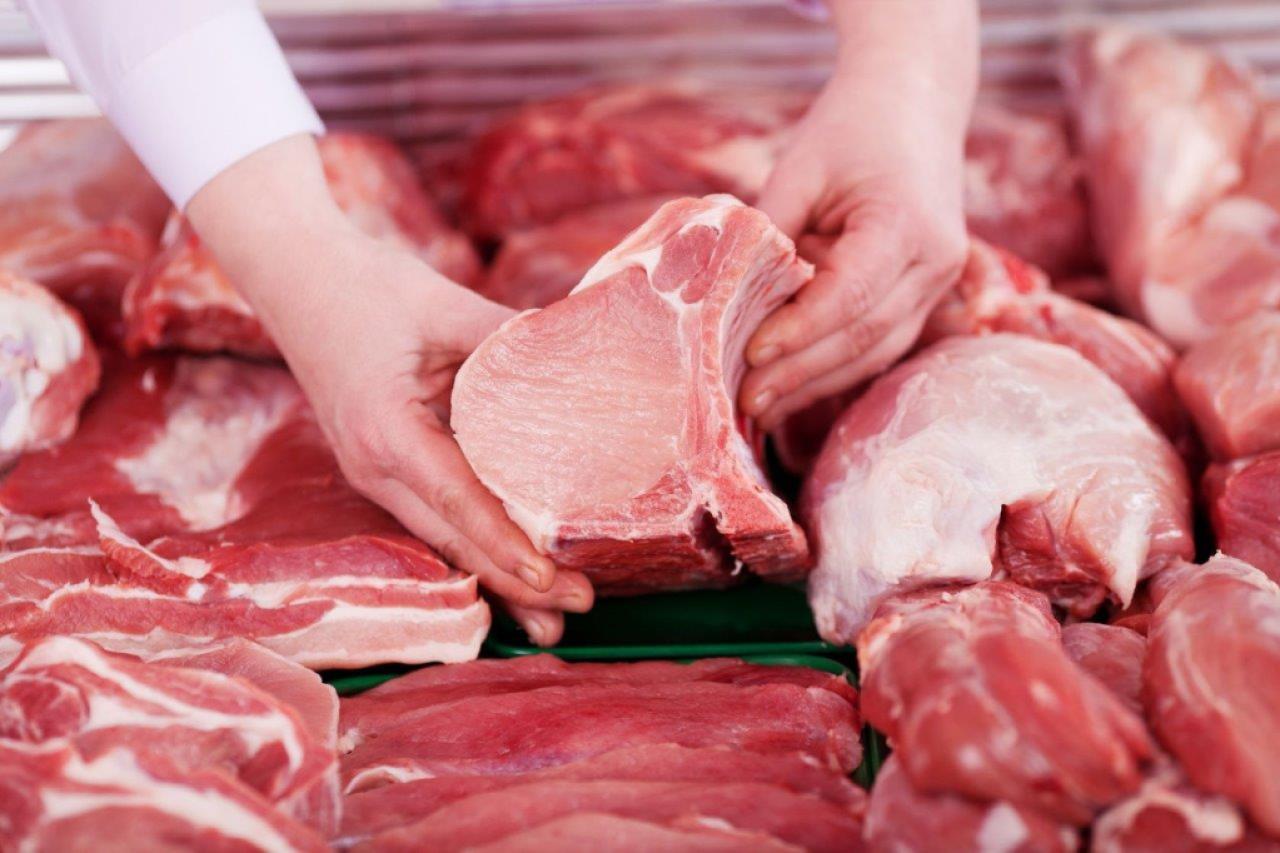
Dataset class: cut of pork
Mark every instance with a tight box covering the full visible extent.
[458,813,802,853]
[857,582,1153,824]
[1062,28,1280,348]
[1061,622,1147,716]
[124,132,480,358]
[1144,555,1280,836]
[0,119,170,337]
[863,756,1078,853]
[0,271,100,466]
[453,195,812,594]
[1175,312,1280,461]
[804,333,1192,640]
[0,636,340,834]
[1205,454,1280,583]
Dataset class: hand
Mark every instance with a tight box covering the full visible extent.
[188,136,593,646]
[740,7,976,432]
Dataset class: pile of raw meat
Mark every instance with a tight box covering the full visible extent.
[4,20,1280,852]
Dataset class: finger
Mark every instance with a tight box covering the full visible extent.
[502,603,565,648]
[755,159,820,239]
[746,219,910,368]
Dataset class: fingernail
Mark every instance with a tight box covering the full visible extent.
[557,587,589,610]
[752,344,780,365]
[516,564,548,591]
[524,612,552,644]
[751,389,776,413]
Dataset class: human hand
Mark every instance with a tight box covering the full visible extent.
[740,5,977,432]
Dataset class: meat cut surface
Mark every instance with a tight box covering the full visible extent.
[0,636,339,835]
[857,582,1152,824]
[1144,555,1280,836]
[0,356,489,668]
[453,195,812,594]
[124,133,479,358]
[804,333,1192,640]
[477,195,673,310]
[864,756,1078,853]
[461,812,803,853]
[1061,622,1148,716]
[1205,454,1280,583]
[0,119,170,337]
[0,271,99,466]
[460,84,806,237]
[964,102,1093,278]
[1175,312,1280,461]
[1063,28,1280,348]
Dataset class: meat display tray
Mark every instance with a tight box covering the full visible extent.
[482,581,850,661]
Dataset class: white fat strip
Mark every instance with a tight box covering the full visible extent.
[90,500,212,581]
[976,803,1031,853]
[41,748,302,853]
[13,636,306,784]
[343,763,436,794]
[220,574,476,609]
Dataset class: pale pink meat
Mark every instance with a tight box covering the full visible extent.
[857,582,1153,824]
[1205,454,1280,583]
[0,271,100,466]
[463,813,802,853]
[1144,555,1280,836]
[1175,312,1280,461]
[804,333,1192,640]
[1061,622,1147,716]
[453,195,812,594]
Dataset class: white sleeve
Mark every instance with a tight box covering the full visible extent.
[21,0,324,208]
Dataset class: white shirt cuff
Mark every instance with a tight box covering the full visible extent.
[105,6,324,209]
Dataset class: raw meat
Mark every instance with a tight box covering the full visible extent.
[804,333,1192,640]
[0,271,100,466]
[1063,28,1280,348]
[863,756,1078,853]
[1175,312,1280,460]
[1205,454,1280,583]
[0,119,170,337]
[1144,555,1280,836]
[338,743,865,845]
[0,357,489,669]
[340,676,860,791]
[0,635,339,833]
[857,582,1153,824]
[452,195,812,594]
[460,84,807,237]
[477,195,673,310]
[0,739,328,852]
[963,102,1093,277]
[1061,622,1147,716]
[922,239,1190,446]
[123,132,481,357]
[456,812,801,853]
[339,654,854,748]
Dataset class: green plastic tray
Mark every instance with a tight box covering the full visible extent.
[483,582,850,661]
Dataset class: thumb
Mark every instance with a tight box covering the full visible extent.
[756,159,816,240]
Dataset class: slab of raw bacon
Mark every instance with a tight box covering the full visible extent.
[338,743,865,845]
[1062,28,1280,348]
[0,636,339,834]
[864,756,1078,853]
[0,739,328,852]
[0,119,170,338]
[804,333,1192,640]
[1205,454,1280,583]
[1144,555,1280,836]
[1175,312,1280,461]
[453,195,811,594]
[123,132,480,358]
[1061,622,1147,716]
[964,102,1093,278]
[858,582,1152,824]
[0,271,99,466]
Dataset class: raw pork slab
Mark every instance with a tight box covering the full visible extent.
[858,582,1152,824]
[338,743,865,844]
[863,756,1078,853]
[1205,453,1280,584]
[1144,555,1280,836]
[124,132,481,357]
[0,739,328,852]
[0,271,100,465]
[453,195,812,594]
[0,119,170,337]
[964,102,1093,278]
[1062,28,1280,348]
[458,812,801,853]
[0,636,339,834]
[460,84,807,237]
[1061,622,1147,716]
[804,333,1192,640]
[1175,312,1280,460]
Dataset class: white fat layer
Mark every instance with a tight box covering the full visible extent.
[40,748,302,853]
[976,803,1031,853]
[0,290,84,452]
